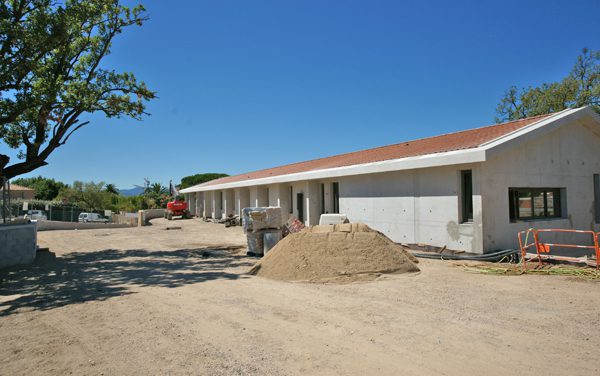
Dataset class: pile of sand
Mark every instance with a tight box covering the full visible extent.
[248,223,419,283]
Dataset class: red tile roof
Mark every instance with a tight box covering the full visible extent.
[2,184,34,191]
[200,112,555,187]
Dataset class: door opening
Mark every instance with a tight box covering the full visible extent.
[297,193,304,223]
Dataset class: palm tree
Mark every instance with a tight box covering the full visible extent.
[105,183,119,195]
[148,182,167,195]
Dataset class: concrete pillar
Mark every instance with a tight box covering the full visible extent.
[223,190,235,217]
[199,194,204,218]
[472,166,484,254]
[188,193,196,216]
[249,186,258,207]
[279,184,292,222]
[239,189,250,213]
[203,192,213,218]
[306,180,320,226]
[268,184,281,207]
[269,184,291,226]
[257,186,268,207]
[234,189,241,216]
[323,182,333,214]
[212,190,223,219]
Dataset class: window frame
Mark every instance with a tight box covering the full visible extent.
[460,170,473,223]
[508,187,563,222]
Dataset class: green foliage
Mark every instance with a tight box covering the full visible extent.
[0,0,155,179]
[11,175,67,200]
[496,48,600,122]
[142,181,170,208]
[145,182,167,195]
[113,194,146,212]
[57,181,111,211]
[180,173,228,189]
[10,178,170,213]
[104,183,118,195]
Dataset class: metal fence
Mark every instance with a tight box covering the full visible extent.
[7,201,107,222]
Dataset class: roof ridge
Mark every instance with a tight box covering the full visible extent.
[416,112,558,143]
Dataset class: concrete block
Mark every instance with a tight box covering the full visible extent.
[0,222,37,269]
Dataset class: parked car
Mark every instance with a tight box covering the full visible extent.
[78,212,109,223]
[24,210,47,221]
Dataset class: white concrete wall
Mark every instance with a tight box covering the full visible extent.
[188,194,196,216]
[248,186,269,207]
[338,165,483,252]
[257,186,268,207]
[195,192,203,217]
[306,180,320,226]
[481,120,600,251]
[223,190,235,217]
[268,184,280,207]
[203,192,213,218]
[213,191,222,219]
[323,182,333,214]
[234,189,241,216]
[277,184,292,223]
[140,209,166,225]
[249,187,258,207]
[236,189,250,216]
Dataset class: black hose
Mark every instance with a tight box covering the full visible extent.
[410,248,520,262]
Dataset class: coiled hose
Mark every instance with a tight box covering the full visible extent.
[410,248,520,262]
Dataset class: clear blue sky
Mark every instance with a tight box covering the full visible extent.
[2,0,599,189]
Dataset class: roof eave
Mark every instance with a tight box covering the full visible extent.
[180,106,597,194]
[180,147,487,193]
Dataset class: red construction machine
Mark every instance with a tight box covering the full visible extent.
[165,198,191,220]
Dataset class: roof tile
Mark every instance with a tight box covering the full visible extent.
[200,112,555,187]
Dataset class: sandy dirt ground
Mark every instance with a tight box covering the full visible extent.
[1,218,599,375]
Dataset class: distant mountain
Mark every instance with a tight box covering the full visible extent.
[118,186,145,196]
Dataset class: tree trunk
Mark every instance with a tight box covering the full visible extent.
[0,154,9,179]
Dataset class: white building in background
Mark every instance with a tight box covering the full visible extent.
[181,106,600,254]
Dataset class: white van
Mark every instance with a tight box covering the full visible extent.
[78,212,109,223]
[24,210,47,221]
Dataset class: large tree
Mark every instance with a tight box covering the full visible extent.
[180,173,229,189]
[0,0,154,180]
[11,175,67,200]
[496,48,600,122]
[57,180,110,210]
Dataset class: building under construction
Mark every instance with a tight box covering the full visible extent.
[181,106,600,254]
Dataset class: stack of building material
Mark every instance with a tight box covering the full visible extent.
[243,207,283,256]
[281,216,305,237]
[318,213,349,225]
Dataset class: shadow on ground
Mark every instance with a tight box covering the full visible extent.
[0,247,252,316]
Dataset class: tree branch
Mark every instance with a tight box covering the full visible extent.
[60,120,88,145]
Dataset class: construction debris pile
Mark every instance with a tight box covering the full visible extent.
[248,222,420,283]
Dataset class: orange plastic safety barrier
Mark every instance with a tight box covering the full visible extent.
[518,228,599,270]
